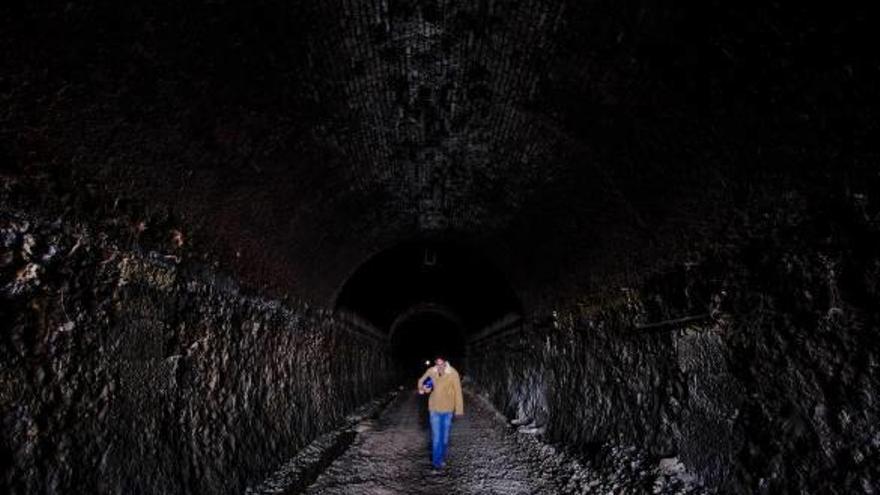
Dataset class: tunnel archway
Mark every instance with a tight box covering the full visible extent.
[390,304,467,378]
[334,240,522,380]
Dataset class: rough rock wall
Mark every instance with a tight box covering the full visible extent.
[469,189,880,494]
[469,296,688,493]
[0,210,394,495]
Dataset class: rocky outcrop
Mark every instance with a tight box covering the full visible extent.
[469,190,880,493]
[0,210,394,495]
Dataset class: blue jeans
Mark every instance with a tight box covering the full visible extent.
[429,411,453,468]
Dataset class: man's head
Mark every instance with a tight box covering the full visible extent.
[434,357,447,372]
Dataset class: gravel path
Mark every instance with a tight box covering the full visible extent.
[303,389,565,494]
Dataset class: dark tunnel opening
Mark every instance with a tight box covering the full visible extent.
[334,241,521,381]
[390,307,467,379]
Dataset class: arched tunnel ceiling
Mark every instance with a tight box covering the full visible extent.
[2,1,874,305]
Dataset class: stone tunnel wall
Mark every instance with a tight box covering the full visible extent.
[468,190,880,494]
[469,295,689,489]
[0,209,395,495]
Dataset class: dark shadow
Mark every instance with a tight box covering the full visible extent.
[335,240,522,333]
[391,309,467,378]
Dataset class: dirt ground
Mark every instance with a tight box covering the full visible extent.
[303,390,566,494]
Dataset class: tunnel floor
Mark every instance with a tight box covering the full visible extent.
[302,390,566,494]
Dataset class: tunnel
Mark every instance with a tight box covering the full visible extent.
[1,1,879,494]
[390,308,467,377]
[335,241,522,377]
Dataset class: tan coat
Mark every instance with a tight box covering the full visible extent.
[417,365,464,415]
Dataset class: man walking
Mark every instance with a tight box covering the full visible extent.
[417,357,464,472]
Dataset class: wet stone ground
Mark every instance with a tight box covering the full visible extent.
[303,390,567,494]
